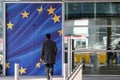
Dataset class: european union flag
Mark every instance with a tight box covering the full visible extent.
[5,2,62,76]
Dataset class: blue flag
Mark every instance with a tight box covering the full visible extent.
[5,2,62,76]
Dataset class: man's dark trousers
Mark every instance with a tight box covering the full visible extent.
[45,64,54,80]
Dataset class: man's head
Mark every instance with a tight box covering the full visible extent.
[46,33,51,40]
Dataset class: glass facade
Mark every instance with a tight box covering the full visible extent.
[64,2,120,75]
[64,26,120,50]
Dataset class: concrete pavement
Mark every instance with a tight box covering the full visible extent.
[1,75,120,80]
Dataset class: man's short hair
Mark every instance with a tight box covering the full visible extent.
[46,33,51,39]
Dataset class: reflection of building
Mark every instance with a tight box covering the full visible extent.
[64,1,120,76]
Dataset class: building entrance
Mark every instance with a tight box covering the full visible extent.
[65,30,120,75]
[64,1,120,75]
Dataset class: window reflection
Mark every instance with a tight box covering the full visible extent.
[65,2,120,20]
[64,19,120,50]
[65,2,120,75]
[73,51,120,74]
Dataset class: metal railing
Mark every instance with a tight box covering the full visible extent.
[67,63,82,80]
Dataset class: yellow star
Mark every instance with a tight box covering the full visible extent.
[21,10,29,18]
[6,63,10,69]
[7,21,13,30]
[36,62,41,68]
[37,6,43,13]
[19,67,26,75]
[58,30,62,36]
[47,6,56,15]
[51,14,60,23]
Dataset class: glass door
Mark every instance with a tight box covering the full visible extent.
[64,19,120,75]
[64,1,120,75]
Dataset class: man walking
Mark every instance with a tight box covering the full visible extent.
[40,33,58,80]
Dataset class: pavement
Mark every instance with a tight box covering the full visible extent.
[0,76,63,80]
[83,75,120,80]
[1,75,120,80]
[83,64,120,75]
[1,64,120,80]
